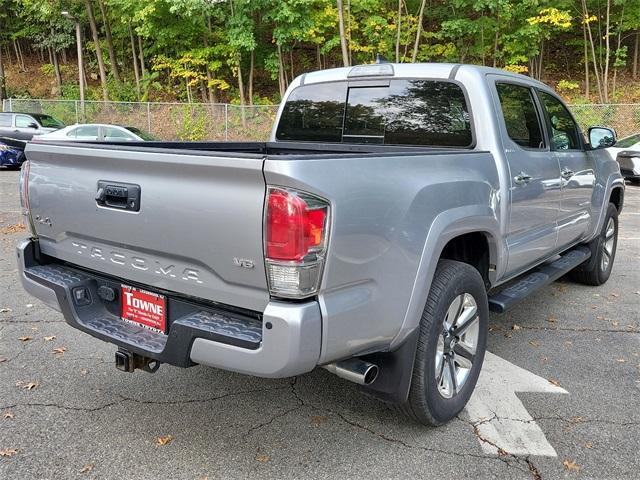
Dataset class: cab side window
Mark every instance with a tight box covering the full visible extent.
[0,114,11,127]
[15,115,36,128]
[496,83,545,149]
[537,91,581,151]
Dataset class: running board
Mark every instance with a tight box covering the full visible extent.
[488,246,591,313]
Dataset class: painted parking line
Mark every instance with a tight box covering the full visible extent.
[462,352,568,457]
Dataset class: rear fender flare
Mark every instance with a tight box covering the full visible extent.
[389,205,500,350]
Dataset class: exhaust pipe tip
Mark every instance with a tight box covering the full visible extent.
[362,364,379,385]
[323,358,379,385]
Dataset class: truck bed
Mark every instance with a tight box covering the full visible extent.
[30,139,467,158]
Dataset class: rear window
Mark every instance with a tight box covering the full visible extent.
[276,79,472,147]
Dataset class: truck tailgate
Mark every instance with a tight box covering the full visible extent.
[25,143,269,312]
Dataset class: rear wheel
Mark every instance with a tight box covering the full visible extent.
[570,203,618,286]
[398,260,488,426]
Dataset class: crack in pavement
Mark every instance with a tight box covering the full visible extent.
[500,325,639,334]
[457,414,542,480]
[0,384,294,414]
[282,378,534,476]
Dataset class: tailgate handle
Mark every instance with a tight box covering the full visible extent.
[96,181,141,212]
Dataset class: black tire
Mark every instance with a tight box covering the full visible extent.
[397,260,488,426]
[570,202,618,286]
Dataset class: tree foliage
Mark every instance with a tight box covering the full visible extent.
[0,0,638,103]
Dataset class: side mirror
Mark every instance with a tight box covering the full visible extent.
[588,126,616,149]
[27,122,38,129]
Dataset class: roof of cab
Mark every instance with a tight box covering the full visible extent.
[299,62,549,90]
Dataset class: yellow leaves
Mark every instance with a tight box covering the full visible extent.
[527,8,572,29]
[0,448,18,457]
[18,336,32,342]
[504,64,529,74]
[155,435,174,446]
[548,379,561,387]
[53,347,67,355]
[583,14,598,25]
[207,78,231,91]
[80,464,94,474]
[43,335,56,342]
[3,411,14,419]
[255,454,270,463]
[563,459,581,472]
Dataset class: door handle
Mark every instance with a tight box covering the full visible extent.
[561,168,574,179]
[513,172,532,185]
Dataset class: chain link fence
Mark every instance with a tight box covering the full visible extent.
[3,98,640,141]
[1,99,279,142]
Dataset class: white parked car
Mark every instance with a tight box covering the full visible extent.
[36,124,157,142]
[605,133,640,181]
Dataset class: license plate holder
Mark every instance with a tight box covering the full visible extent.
[120,285,167,334]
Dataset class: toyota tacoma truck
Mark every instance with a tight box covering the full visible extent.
[17,63,624,425]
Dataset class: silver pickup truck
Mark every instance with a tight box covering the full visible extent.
[17,63,624,425]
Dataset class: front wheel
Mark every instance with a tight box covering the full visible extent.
[397,260,488,426]
[570,202,618,286]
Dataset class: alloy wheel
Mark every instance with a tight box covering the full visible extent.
[435,293,480,399]
[601,217,616,272]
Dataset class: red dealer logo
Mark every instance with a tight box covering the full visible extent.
[120,285,167,334]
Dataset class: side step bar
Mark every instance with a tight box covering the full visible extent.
[488,246,591,313]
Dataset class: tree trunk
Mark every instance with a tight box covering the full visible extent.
[602,0,611,103]
[316,44,322,69]
[85,0,109,100]
[237,55,247,128]
[412,0,427,63]
[582,0,604,103]
[202,23,215,104]
[583,20,589,100]
[52,49,63,94]
[336,0,350,67]
[492,28,499,68]
[13,40,24,71]
[0,45,7,102]
[610,4,624,99]
[395,0,402,62]
[138,36,146,77]
[248,49,254,106]
[128,24,140,99]
[633,32,639,79]
[289,48,294,81]
[277,43,286,97]
[62,48,67,64]
[97,0,121,82]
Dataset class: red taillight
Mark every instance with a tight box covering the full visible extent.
[266,188,327,261]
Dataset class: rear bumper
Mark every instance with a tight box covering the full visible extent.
[17,238,322,378]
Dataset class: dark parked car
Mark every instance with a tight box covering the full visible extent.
[0,112,65,140]
[0,137,26,169]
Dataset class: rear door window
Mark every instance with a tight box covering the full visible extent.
[276,79,472,147]
[67,125,99,140]
[496,83,545,149]
[15,115,36,128]
[0,114,11,127]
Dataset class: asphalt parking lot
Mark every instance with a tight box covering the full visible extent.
[1,169,639,480]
